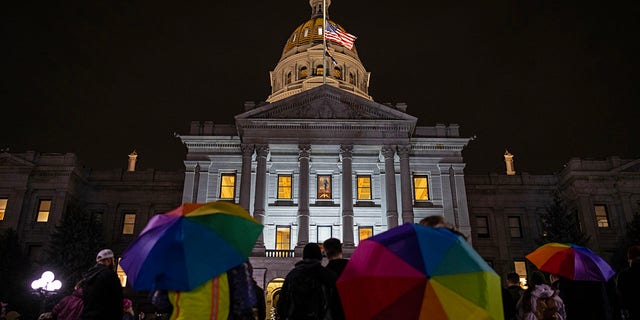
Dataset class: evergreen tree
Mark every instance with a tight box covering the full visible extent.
[611,213,640,271]
[46,203,105,293]
[536,190,590,246]
[0,228,35,314]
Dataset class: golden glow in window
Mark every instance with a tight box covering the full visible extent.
[359,227,373,241]
[317,175,332,199]
[278,175,292,199]
[122,213,136,235]
[220,174,236,199]
[0,198,7,220]
[357,176,372,200]
[594,205,610,228]
[36,200,51,222]
[514,261,528,289]
[117,258,127,287]
[413,176,429,200]
[276,226,291,250]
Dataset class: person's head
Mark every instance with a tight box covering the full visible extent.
[123,298,133,311]
[322,238,343,260]
[303,243,323,261]
[506,272,520,286]
[627,245,640,266]
[6,311,21,320]
[96,249,115,269]
[528,271,548,288]
[419,215,445,227]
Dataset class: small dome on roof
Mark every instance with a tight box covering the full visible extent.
[281,18,356,57]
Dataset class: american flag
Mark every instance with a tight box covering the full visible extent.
[324,22,356,50]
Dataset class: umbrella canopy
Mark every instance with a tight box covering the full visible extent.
[119,201,263,291]
[525,242,615,282]
[337,223,503,320]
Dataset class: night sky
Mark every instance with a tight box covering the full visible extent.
[1,0,638,174]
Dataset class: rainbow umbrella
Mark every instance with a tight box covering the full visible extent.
[525,242,615,282]
[337,223,503,320]
[119,201,263,291]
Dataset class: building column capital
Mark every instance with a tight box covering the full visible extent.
[241,144,255,157]
[299,144,311,160]
[255,144,270,158]
[381,145,396,159]
[397,144,411,159]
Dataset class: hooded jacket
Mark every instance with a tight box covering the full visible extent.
[80,264,122,320]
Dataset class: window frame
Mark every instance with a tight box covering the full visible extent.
[413,175,430,201]
[36,199,52,223]
[356,175,372,200]
[358,226,373,241]
[508,216,523,238]
[275,225,291,250]
[594,204,610,228]
[277,174,293,199]
[476,216,490,238]
[219,173,236,200]
[317,175,332,200]
[0,198,7,221]
[122,212,136,235]
[317,225,332,243]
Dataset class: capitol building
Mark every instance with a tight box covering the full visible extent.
[1,0,638,316]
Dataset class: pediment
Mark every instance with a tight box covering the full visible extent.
[236,85,416,121]
[0,153,35,168]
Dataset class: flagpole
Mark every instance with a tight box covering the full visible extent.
[322,0,327,84]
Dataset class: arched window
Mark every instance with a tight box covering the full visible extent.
[317,26,323,36]
[291,33,297,42]
[286,72,292,84]
[349,72,355,84]
[299,66,308,79]
[316,64,324,76]
[303,28,309,37]
[333,66,342,79]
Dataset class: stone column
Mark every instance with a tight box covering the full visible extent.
[182,161,198,203]
[397,145,414,224]
[239,144,254,211]
[382,146,399,228]
[252,144,269,252]
[340,145,355,249]
[452,164,472,242]
[296,144,311,250]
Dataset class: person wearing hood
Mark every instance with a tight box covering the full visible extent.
[51,281,84,320]
[81,249,123,320]
[277,243,341,320]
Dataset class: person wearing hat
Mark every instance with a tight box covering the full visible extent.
[80,249,123,320]
[277,243,342,320]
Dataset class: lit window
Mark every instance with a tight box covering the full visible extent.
[317,26,323,35]
[476,216,489,238]
[317,225,332,243]
[594,205,610,228]
[349,73,355,84]
[333,66,342,79]
[122,213,136,235]
[116,258,127,287]
[299,66,308,79]
[36,200,51,222]
[359,226,373,241]
[220,173,236,199]
[276,226,291,250]
[413,176,429,201]
[303,28,309,37]
[317,175,332,199]
[291,33,297,42]
[357,176,372,200]
[286,72,292,84]
[316,64,324,76]
[508,216,522,238]
[514,260,528,288]
[277,175,293,199]
[0,198,7,220]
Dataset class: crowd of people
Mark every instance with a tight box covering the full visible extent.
[501,244,640,320]
[2,217,639,320]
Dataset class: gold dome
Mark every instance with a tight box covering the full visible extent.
[281,17,357,57]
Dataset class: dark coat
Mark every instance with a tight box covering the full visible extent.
[52,288,83,320]
[556,277,612,320]
[617,262,640,320]
[325,259,349,278]
[277,259,341,320]
[80,264,123,320]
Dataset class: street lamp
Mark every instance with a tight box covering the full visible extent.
[31,271,62,313]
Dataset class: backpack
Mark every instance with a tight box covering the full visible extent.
[534,296,559,320]
[286,272,331,320]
